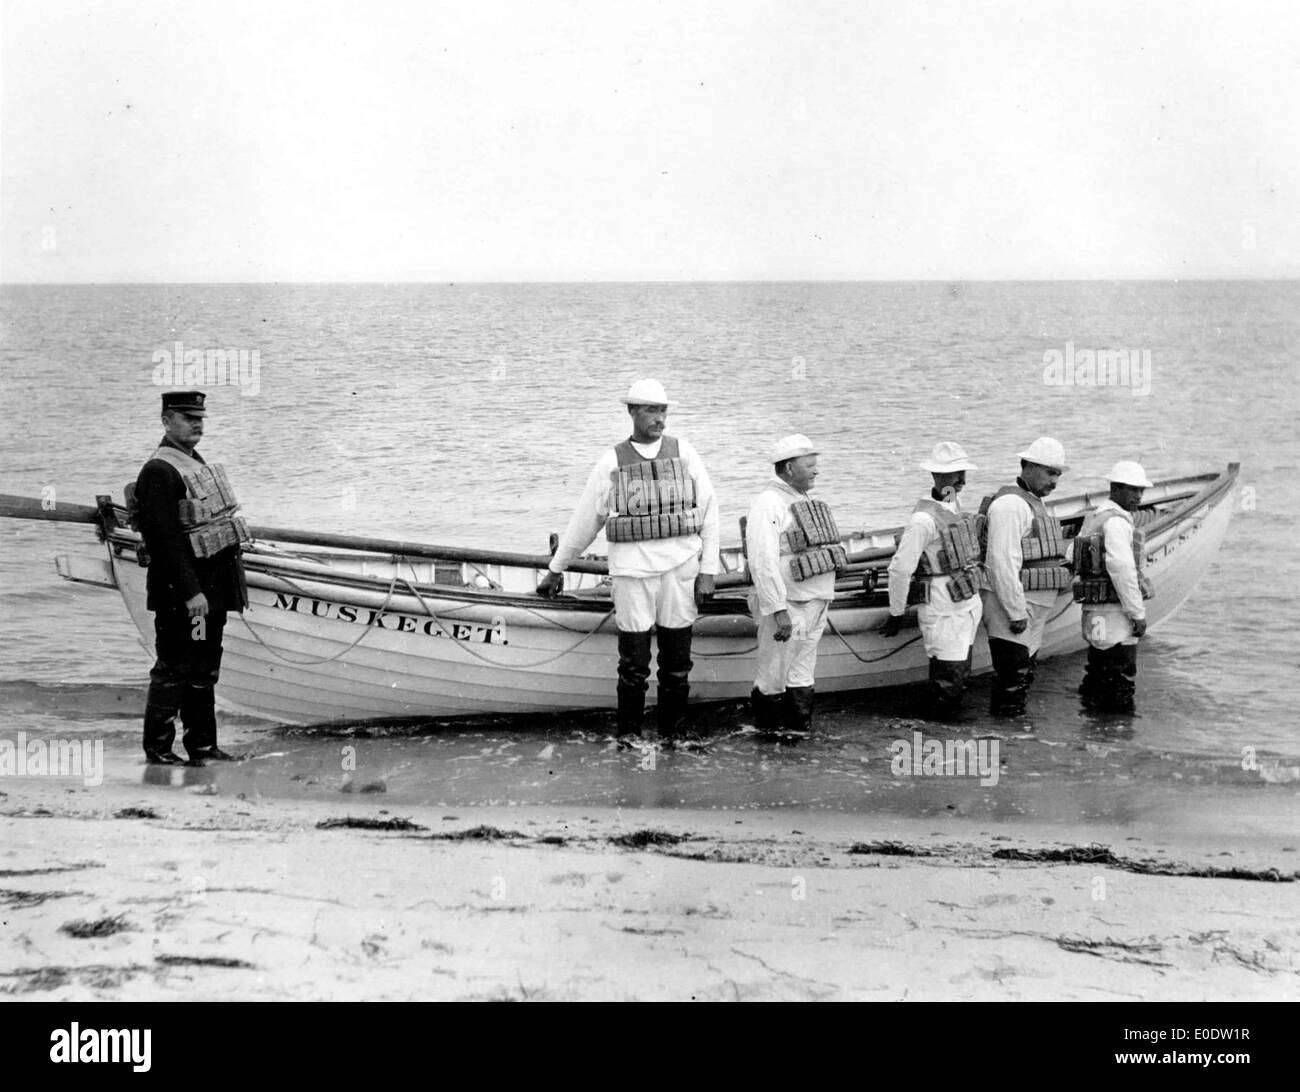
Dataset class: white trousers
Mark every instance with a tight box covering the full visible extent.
[1081,605,1139,650]
[751,598,831,695]
[981,590,1052,654]
[918,595,983,661]
[611,555,700,632]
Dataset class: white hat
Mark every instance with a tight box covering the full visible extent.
[920,441,977,473]
[620,378,673,406]
[771,433,817,464]
[1016,436,1068,471]
[1107,460,1153,488]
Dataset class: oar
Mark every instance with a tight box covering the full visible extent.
[0,493,100,524]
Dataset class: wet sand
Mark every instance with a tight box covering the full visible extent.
[2,773,1296,1001]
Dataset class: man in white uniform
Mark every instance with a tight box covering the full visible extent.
[537,379,719,740]
[1075,460,1154,713]
[745,435,842,735]
[980,437,1073,717]
[879,442,983,720]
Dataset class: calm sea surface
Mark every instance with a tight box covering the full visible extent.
[1,282,1296,824]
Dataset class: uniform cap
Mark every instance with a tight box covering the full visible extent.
[1107,460,1153,488]
[161,390,206,416]
[771,433,817,464]
[1016,436,1068,471]
[920,441,977,473]
[620,378,673,406]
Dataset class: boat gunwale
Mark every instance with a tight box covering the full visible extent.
[95,464,1239,617]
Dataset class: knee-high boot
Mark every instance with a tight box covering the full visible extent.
[988,638,1032,717]
[928,658,968,721]
[655,625,693,737]
[783,686,815,733]
[616,630,653,736]
[750,688,784,735]
[180,685,219,757]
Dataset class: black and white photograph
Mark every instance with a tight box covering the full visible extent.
[0,0,1295,1032]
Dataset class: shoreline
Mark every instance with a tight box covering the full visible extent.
[2,776,1296,1001]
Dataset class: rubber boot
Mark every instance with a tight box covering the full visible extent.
[654,625,694,738]
[1111,643,1138,713]
[1086,643,1137,714]
[181,685,234,761]
[749,688,785,735]
[783,686,815,734]
[616,630,653,737]
[142,703,183,763]
[1079,645,1108,710]
[988,638,1032,717]
[928,658,969,722]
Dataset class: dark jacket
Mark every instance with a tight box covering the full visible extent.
[135,438,247,612]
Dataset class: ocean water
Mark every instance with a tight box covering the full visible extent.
[1,281,1297,820]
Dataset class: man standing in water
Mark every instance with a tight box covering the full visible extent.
[745,434,842,735]
[979,437,1073,718]
[1074,460,1155,713]
[537,379,719,742]
[134,391,249,765]
[879,442,984,721]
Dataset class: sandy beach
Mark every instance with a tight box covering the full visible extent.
[2,771,1296,1002]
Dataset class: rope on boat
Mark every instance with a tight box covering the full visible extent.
[394,576,622,668]
[825,613,924,664]
[235,570,403,665]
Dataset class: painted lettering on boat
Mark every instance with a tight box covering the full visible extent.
[271,594,508,644]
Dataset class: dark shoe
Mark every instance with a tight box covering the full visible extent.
[188,746,237,763]
[145,750,186,766]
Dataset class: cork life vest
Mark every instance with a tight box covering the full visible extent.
[781,498,846,582]
[905,497,987,605]
[1072,506,1155,606]
[605,436,705,544]
[978,484,1073,593]
[142,445,252,559]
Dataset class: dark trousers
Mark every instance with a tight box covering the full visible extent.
[1080,643,1138,712]
[617,626,693,737]
[143,607,227,757]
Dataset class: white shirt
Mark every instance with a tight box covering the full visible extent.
[549,436,720,579]
[745,479,837,616]
[984,489,1058,618]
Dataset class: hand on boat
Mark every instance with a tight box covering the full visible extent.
[1131,617,1148,638]
[185,592,209,619]
[536,571,564,598]
[1009,617,1028,635]
[694,573,715,607]
[878,614,903,638]
[773,609,793,642]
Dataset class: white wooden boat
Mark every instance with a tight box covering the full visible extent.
[1,463,1239,726]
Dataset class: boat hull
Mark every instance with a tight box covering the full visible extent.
[97,467,1237,725]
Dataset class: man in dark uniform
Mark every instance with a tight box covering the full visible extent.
[135,391,249,765]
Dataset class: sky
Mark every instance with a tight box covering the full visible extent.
[2,0,1297,282]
